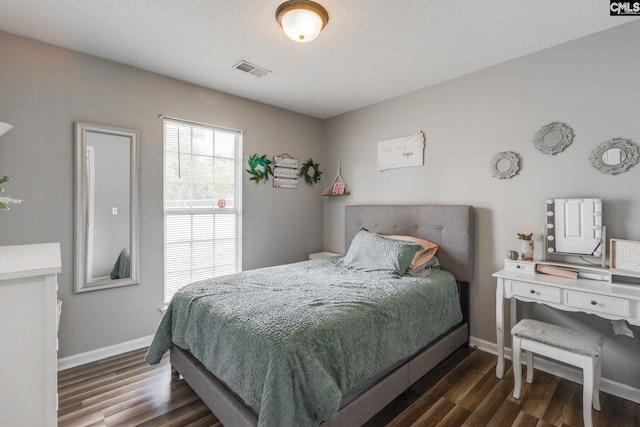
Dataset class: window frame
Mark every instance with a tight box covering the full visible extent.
[162,117,242,305]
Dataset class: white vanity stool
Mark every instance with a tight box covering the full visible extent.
[511,319,604,427]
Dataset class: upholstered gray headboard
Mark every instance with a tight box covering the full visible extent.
[345,205,474,282]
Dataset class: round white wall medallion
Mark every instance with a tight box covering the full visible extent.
[590,138,639,175]
[490,151,520,179]
[533,122,574,155]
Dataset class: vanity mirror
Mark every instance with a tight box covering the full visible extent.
[589,138,639,175]
[74,122,140,293]
[544,198,605,266]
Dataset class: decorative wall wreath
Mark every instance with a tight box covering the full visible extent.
[299,158,322,185]
[246,154,273,184]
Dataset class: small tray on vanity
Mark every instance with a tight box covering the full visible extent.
[536,261,610,281]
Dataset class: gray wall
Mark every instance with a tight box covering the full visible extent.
[323,21,640,389]
[0,32,325,358]
[2,21,640,390]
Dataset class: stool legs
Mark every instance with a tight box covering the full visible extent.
[511,339,602,427]
[582,355,602,427]
[512,336,534,399]
[593,356,601,411]
[525,349,534,384]
[582,357,595,427]
[512,335,523,399]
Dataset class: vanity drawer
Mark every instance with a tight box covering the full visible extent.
[565,290,630,317]
[510,281,561,304]
[504,260,536,274]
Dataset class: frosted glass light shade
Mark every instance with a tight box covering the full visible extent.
[0,122,12,137]
[276,1,328,43]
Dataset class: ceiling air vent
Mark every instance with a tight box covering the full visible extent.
[233,60,271,78]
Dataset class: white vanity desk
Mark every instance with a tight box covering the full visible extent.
[493,260,640,379]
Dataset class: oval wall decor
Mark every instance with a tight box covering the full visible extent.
[490,151,520,179]
[589,138,639,175]
[533,122,574,155]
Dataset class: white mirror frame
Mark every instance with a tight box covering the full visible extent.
[74,121,140,293]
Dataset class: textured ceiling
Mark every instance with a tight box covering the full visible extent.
[0,1,638,119]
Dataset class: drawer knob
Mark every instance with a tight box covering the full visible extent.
[517,265,521,269]
[530,290,535,294]
[591,300,597,305]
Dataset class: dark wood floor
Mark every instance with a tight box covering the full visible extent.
[58,346,640,427]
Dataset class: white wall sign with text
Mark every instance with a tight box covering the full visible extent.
[377,131,425,172]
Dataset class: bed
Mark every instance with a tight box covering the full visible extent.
[146,204,474,426]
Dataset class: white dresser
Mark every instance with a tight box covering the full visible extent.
[0,243,61,427]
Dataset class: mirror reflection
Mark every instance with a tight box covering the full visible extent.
[543,130,562,146]
[496,158,512,172]
[545,198,603,257]
[601,148,626,166]
[87,133,130,282]
[75,122,139,293]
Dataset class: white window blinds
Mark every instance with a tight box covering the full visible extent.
[163,118,242,304]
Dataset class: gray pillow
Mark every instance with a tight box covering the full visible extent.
[343,228,422,276]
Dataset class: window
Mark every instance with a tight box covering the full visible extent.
[163,118,242,304]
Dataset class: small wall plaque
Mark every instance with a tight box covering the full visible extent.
[273,154,299,169]
[273,153,299,189]
[377,131,425,172]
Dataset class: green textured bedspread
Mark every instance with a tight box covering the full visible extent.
[145,258,462,427]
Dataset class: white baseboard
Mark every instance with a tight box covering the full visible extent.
[469,335,640,405]
[57,335,154,371]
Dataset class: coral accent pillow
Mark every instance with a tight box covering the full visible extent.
[380,235,438,270]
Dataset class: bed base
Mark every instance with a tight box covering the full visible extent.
[170,204,474,426]
[170,322,468,427]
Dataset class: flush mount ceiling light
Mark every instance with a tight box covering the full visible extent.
[276,0,329,43]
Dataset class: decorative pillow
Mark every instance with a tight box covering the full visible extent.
[343,228,422,276]
[380,235,438,269]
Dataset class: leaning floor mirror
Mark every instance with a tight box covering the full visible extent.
[74,122,140,293]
